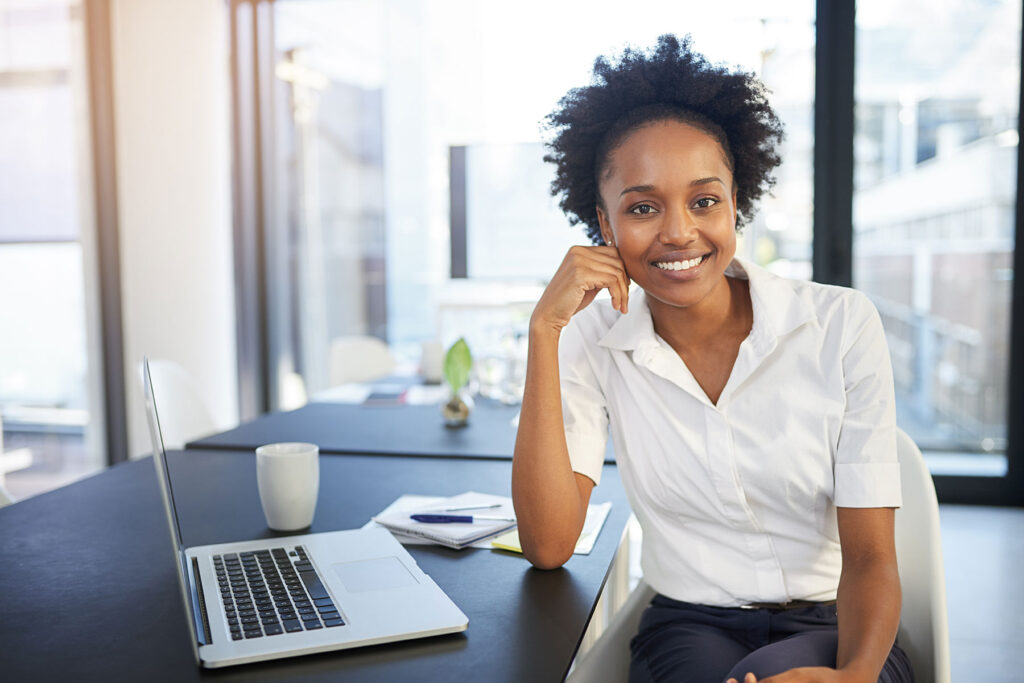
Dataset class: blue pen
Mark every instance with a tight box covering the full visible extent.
[410,514,516,523]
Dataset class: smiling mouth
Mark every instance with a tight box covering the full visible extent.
[653,253,710,272]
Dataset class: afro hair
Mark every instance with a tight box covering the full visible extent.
[544,34,784,244]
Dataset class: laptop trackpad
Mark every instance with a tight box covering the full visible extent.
[333,557,419,593]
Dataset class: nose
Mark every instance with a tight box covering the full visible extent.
[658,205,698,245]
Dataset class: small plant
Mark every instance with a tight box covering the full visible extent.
[442,338,473,427]
[443,338,473,395]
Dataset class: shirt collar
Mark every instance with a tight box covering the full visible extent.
[597,257,818,352]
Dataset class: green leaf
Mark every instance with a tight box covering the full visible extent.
[443,338,473,393]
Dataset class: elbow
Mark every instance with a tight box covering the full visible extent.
[522,540,574,570]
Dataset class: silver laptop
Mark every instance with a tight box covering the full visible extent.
[142,357,468,668]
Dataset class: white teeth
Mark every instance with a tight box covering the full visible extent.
[655,256,704,271]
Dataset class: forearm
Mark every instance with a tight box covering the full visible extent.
[835,555,902,679]
[512,323,589,569]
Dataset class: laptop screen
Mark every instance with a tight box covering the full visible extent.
[142,357,201,652]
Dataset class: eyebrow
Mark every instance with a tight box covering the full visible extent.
[618,177,725,197]
[690,176,725,188]
[619,184,654,197]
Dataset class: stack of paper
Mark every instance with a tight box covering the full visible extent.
[371,491,517,550]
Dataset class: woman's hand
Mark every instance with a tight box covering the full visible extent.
[729,667,872,683]
[727,667,866,683]
[531,245,630,333]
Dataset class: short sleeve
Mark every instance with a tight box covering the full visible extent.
[833,292,902,508]
[558,316,610,486]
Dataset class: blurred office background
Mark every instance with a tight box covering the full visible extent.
[2,1,1023,678]
[2,0,1019,498]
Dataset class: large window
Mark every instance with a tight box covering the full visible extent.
[239,0,815,404]
[0,0,103,497]
[854,0,1020,476]
[233,0,1024,502]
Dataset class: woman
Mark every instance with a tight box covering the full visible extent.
[511,35,913,683]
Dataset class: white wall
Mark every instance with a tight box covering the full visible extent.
[111,0,238,457]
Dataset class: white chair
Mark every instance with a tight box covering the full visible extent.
[0,415,20,507]
[894,429,951,683]
[568,428,950,683]
[142,359,218,451]
[567,577,655,682]
[327,336,396,386]
[278,371,309,411]
[0,483,14,508]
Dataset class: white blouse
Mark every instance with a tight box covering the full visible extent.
[559,258,901,607]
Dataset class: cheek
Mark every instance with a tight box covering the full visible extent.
[615,232,648,260]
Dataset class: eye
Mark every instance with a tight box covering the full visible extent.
[693,197,719,210]
[629,203,657,216]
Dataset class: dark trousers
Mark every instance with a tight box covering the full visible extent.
[629,594,914,683]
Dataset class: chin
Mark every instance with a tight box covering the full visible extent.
[639,284,708,310]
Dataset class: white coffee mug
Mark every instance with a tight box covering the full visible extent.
[256,442,320,531]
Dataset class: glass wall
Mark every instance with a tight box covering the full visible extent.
[854,0,1020,473]
[263,0,815,401]
[0,0,102,497]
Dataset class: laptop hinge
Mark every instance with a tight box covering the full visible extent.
[191,557,212,645]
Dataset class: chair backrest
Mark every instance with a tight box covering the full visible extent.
[327,336,396,386]
[566,578,655,682]
[894,428,951,683]
[142,359,218,452]
[0,483,14,508]
[278,371,308,411]
[0,416,15,507]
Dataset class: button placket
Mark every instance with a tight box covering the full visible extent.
[709,405,791,601]
[703,407,748,524]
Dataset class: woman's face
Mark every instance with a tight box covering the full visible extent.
[596,119,738,313]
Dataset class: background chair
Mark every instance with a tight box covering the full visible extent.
[568,428,950,683]
[278,371,309,411]
[0,482,14,508]
[142,358,218,451]
[327,335,396,386]
[0,415,23,508]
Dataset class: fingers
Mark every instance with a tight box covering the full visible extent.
[584,263,629,314]
[564,246,629,314]
[586,247,631,313]
[598,247,631,314]
[535,246,630,329]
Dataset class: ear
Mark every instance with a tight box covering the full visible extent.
[596,206,614,246]
[731,188,739,229]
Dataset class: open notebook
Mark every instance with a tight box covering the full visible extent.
[371,492,516,550]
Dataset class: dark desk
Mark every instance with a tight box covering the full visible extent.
[187,399,616,463]
[0,449,630,681]
[188,399,521,459]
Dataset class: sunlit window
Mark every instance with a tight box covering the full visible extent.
[265,0,815,400]
[854,0,1020,473]
[0,0,101,498]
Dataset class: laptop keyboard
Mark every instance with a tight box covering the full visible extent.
[213,545,345,641]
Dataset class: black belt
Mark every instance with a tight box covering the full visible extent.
[739,599,837,611]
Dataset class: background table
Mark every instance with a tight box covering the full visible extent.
[187,399,617,463]
[0,448,630,681]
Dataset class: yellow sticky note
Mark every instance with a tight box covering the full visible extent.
[490,529,598,554]
[490,529,523,553]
